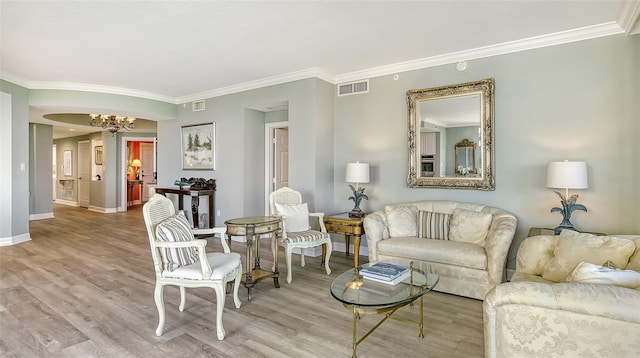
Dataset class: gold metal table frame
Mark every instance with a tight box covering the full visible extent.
[330,261,439,358]
[224,216,281,301]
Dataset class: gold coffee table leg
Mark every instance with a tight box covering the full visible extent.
[419,296,424,338]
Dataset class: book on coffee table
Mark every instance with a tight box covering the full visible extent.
[360,262,410,285]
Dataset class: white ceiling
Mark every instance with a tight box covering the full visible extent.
[1,1,639,138]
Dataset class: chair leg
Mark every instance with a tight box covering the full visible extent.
[324,240,332,275]
[178,286,186,312]
[285,245,293,284]
[300,250,306,267]
[213,284,226,340]
[154,282,165,336]
[232,266,242,309]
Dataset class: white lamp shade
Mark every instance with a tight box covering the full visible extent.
[131,159,142,167]
[346,162,370,183]
[546,161,588,189]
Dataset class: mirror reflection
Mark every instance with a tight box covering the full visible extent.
[455,139,477,176]
[407,78,494,190]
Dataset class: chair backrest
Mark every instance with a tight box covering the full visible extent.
[269,187,302,215]
[143,194,177,275]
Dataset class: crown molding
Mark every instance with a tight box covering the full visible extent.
[1,21,628,104]
[175,67,335,104]
[334,22,623,84]
[0,73,176,104]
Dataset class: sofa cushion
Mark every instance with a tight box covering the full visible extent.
[274,202,311,232]
[385,205,418,238]
[418,210,450,240]
[377,237,487,270]
[542,230,636,282]
[565,261,640,289]
[155,212,199,272]
[448,208,492,246]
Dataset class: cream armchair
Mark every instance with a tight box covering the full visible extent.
[142,194,242,340]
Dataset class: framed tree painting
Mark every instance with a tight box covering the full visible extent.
[181,122,215,170]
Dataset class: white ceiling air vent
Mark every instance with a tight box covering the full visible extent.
[192,100,205,112]
[337,79,369,97]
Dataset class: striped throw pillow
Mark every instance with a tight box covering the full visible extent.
[418,210,450,240]
[155,212,199,272]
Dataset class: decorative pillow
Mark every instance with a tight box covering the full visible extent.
[274,202,311,232]
[565,261,640,289]
[448,208,492,246]
[155,212,199,272]
[542,230,636,282]
[384,205,418,238]
[418,210,450,240]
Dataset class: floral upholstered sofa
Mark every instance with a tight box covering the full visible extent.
[484,230,640,358]
[363,200,517,300]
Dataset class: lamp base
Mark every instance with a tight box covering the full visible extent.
[554,224,577,235]
[348,209,365,218]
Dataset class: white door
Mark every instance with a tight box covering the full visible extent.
[274,128,288,190]
[140,142,154,201]
[78,141,91,207]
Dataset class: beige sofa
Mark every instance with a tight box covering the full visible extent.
[484,231,640,358]
[363,200,517,300]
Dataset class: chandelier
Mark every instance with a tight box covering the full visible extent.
[89,114,136,134]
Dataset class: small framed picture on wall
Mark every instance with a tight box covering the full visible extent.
[63,150,72,176]
[95,146,103,165]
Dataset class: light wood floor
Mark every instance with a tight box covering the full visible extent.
[0,204,484,358]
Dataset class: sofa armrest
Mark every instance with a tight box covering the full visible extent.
[363,211,389,262]
[484,214,517,285]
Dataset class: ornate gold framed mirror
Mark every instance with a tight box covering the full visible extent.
[407,78,494,190]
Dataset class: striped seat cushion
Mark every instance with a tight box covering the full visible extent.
[155,212,199,272]
[418,210,450,240]
[281,230,329,244]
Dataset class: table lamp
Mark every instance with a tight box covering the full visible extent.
[346,162,370,218]
[131,159,142,180]
[546,160,588,234]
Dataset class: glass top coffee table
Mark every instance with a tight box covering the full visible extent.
[330,260,439,358]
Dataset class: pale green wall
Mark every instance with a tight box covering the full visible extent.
[333,34,640,267]
[29,123,53,215]
[158,77,334,225]
[1,81,30,241]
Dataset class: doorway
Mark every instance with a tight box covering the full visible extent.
[264,121,289,214]
[120,137,156,211]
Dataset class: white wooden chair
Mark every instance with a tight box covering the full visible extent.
[269,187,332,284]
[142,194,242,340]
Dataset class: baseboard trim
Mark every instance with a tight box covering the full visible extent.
[29,212,54,221]
[0,233,32,246]
[55,199,78,206]
[88,206,118,213]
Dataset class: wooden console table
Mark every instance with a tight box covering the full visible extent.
[324,213,366,267]
[225,216,281,301]
[155,186,215,229]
